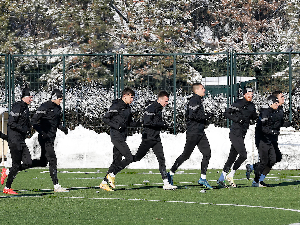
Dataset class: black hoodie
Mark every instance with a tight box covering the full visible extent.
[142,101,167,141]
[185,94,208,135]
[8,100,31,140]
[224,98,257,137]
[32,100,64,140]
[103,99,136,141]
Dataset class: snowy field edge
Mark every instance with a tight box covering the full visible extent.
[4,124,299,170]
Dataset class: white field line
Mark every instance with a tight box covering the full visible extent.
[68,196,300,213]
[1,195,300,214]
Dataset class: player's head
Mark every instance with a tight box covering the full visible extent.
[21,88,33,105]
[243,87,253,102]
[192,83,205,97]
[51,89,63,105]
[272,90,284,106]
[122,87,135,104]
[157,91,169,107]
[267,95,279,110]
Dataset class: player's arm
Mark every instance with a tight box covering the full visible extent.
[223,102,243,123]
[9,104,27,134]
[32,105,47,134]
[102,103,121,130]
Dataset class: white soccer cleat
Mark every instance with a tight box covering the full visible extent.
[163,183,177,190]
[226,176,237,187]
[54,184,69,192]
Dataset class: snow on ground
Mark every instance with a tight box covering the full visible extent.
[4,125,300,170]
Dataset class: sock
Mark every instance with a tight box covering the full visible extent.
[201,174,206,180]
[250,165,254,171]
[101,180,108,184]
[163,179,170,185]
[54,183,61,189]
[109,173,115,178]
[259,174,266,182]
[219,171,227,181]
[169,171,175,176]
[228,170,236,178]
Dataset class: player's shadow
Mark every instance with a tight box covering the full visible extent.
[116,185,163,191]
[271,180,300,187]
[1,191,54,198]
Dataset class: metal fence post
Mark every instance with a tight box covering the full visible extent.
[120,54,124,92]
[62,55,66,126]
[173,53,177,135]
[226,51,230,128]
[114,54,117,99]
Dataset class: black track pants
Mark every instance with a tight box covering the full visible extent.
[254,139,276,183]
[171,133,211,175]
[6,139,32,189]
[134,139,167,180]
[32,135,58,185]
[223,132,247,173]
[107,138,133,176]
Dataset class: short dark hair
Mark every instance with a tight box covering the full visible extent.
[192,83,203,92]
[122,87,135,96]
[272,90,282,97]
[157,90,169,99]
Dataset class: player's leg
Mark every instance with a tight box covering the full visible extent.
[168,135,199,184]
[197,133,213,189]
[152,141,177,190]
[44,140,68,192]
[3,141,22,194]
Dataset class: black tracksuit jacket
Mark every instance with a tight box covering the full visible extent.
[7,100,31,141]
[256,106,282,143]
[31,101,63,141]
[142,101,166,141]
[185,94,208,135]
[103,99,137,141]
[224,98,257,137]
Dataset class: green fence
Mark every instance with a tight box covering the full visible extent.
[3,51,300,134]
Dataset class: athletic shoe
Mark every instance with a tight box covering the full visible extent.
[1,168,7,185]
[252,181,266,187]
[3,188,17,195]
[100,183,114,192]
[167,172,173,185]
[217,179,228,188]
[226,176,237,188]
[106,174,115,189]
[246,164,252,180]
[163,183,177,190]
[54,185,69,193]
[198,178,213,189]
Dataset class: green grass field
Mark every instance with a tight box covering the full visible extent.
[1,168,300,225]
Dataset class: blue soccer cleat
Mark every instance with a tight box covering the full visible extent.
[198,178,213,189]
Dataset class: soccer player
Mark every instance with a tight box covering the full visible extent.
[133,91,177,190]
[246,91,292,186]
[252,95,280,187]
[167,83,213,189]
[31,89,69,192]
[217,87,257,188]
[100,87,140,191]
[1,88,33,194]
